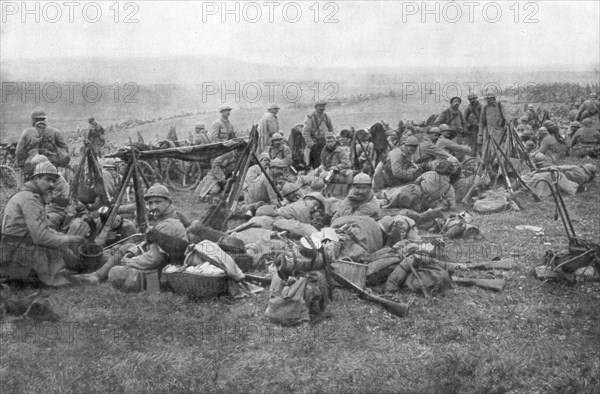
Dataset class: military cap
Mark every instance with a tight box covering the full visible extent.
[450,97,461,104]
[271,133,283,141]
[581,118,593,126]
[31,108,47,119]
[33,162,59,179]
[428,127,441,135]
[352,173,372,186]
[542,120,554,128]
[538,127,548,134]
[533,152,548,164]
[282,182,302,197]
[570,121,582,128]
[219,105,233,112]
[439,124,451,132]
[144,184,171,202]
[270,158,286,168]
[467,93,478,100]
[583,164,597,174]
[303,192,325,205]
[484,91,496,99]
[405,136,419,146]
[378,216,394,233]
[314,100,327,107]
[324,131,337,139]
[528,104,534,109]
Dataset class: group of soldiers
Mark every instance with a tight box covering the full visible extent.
[1,89,599,289]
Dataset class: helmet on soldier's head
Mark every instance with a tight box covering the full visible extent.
[102,158,118,169]
[484,91,496,99]
[219,105,232,112]
[32,162,59,180]
[314,100,327,108]
[258,152,271,162]
[268,103,280,110]
[31,154,50,166]
[324,131,337,140]
[538,127,548,134]
[522,128,534,137]
[31,108,47,120]
[581,118,593,127]
[533,153,547,164]
[570,121,582,129]
[405,136,419,146]
[270,158,286,168]
[303,191,325,205]
[467,93,478,100]
[352,173,372,186]
[271,133,283,140]
[428,127,441,135]
[590,93,598,99]
[524,140,535,149]
[542,120,554,128]
[144,184,171,202]
[282,182,302,197]
[439,124,451,132]
[583,164,597,175]
[528,104,534,109]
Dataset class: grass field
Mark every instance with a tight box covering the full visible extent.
[1,151,599,393]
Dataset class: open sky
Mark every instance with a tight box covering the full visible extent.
[1,0,599,69]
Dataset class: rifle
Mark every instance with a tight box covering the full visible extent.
[466,260,514,270]
[461,135,492,205]
[330,269,410,318]
[355,134,376,175]
[452,277,506,292]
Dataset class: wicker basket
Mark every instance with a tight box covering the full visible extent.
[332,258,367,289]
[163,270,228,298]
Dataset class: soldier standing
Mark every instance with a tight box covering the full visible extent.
[302,100,334,169]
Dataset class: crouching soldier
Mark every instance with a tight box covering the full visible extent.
[332,173,382,221]
[569,118,600,158]
[1,162,85,286]
[74,184,188,291]
[374,136,422,189]
[195,150,240,200]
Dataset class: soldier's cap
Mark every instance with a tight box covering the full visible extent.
[271,133,283,140]
[533,152,547,164]
[450,97,461,104]
[219,105,233,112]
[314,100,327,107]
[378,216,394,233]
[570,121,582,128]
[528,104,534,109]
[404,136,419,146]
[258,152,271,162]
[439,124,451,132]
[144,184,171,202]
[352,172,372,186]
[303,191,325,205]
[282,182,302,197]
[543,120,554,127]
[268,103,280,110]
[324,131,337,140]
[32,162,59,180]
[590,93,598,99]
[195,122,206,129]
[583,163,597,174]
[484,91,496,99]
[30,154,50,166]
[270,158,287,168]
[428,127,441,135]
[31,107,47,119]
[310,179,325,191]
[538,127,548,134]
[102,158,118,168]
[581,118,593,126]
[467,93,478,100]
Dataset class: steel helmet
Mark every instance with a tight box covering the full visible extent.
[102,158,118,169]
[258,152,271,162]
[268,103,280,110]
[439,124,451,132]
[428,127,441,135]
[538,127,548,134]
[583,164,597,175]
[303,191,325,205]
[270,158,286,168]
[30,154,50,166]
[282,182,302,197]
[533,152,547,164]
[581,118,593,126]
[219,105,233,112]
[352,173,372,186]
[32,162,59,179]
[271,133,283,140]
[31,108,47,120]
[467,93,478,100]
[405,136,419,146]
[144,184,171,202]
[590,93,598,99]
[484,91,496,99]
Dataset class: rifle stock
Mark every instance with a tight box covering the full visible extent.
[453,277,506,292]
[330,270,410,317]
[467,260,514,270]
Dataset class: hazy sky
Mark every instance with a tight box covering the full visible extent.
[1,0,599,68]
